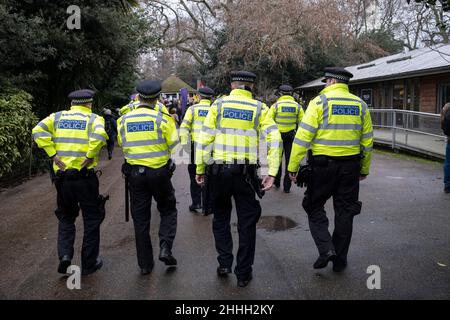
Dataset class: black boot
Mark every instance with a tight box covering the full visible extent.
[313,250,336,269]
[58,255,71,274]
[159,246,177,266]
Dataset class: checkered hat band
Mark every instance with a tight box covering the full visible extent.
[231,76,255,82]
[139,92,160,99]
[325,72,350,81]
[72,98,93,104]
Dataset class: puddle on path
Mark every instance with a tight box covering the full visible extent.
[257,215,297,231]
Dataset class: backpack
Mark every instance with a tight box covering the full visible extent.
[444,109,450,136]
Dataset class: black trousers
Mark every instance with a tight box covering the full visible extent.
[302,157,362,264]
[129,165,178,269]
[210,170,262,279]
[188,164,202,206]
[275,130,295,191]
[106,136,115,157]
[54,174,105,271]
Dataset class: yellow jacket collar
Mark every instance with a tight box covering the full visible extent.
[70,105,92,113]
[277,95,295,102]
[320,83,349,95]
[199,99,211,105]
[229,89,252,99]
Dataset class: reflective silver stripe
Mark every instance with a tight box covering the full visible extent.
[94,125,104,131]
[361,101,368,124]
[192,129,202,133]
[37,122,50,132]
[33,131,52,138]
[122,138,166,147]
[362,131,374,139]
[267,141,281,149]
[275,115,297,119]
[361,146,373,152]
[124,113,166,122]
[314,139,360,146]
[193,120,204,125]
[54,111,63,128]
[324,124,362,130]
[213,144,257,153]
[276,121,297,125]
[218,128,257,137]
[57,150,86,157]
[265,125,278,135]
[124,150,169,159]
[87,114,96,137]
[223,100,258,107]
[320,94,329,127]
[327,97,362,103]
[69,112,90,118]
[168,140,179,150]
[202,126,217,136]
[181,119,192,126]
[253,101,262,130]
[120,121,126,144]
[54,137,88,144]
[155,112,163,140]
[90,133,106,142]
[294,138,311,148]
[191,105,195,118]
[216,99,223,129]
[300,122,318,134]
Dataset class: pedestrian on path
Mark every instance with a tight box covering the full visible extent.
[441,102,450,193]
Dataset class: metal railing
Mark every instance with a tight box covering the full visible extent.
[370,108,447,159]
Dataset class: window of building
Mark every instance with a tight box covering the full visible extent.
[393,81,404,110]
[438,83,450,112]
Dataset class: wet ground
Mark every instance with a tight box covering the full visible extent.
[0,148,449,299]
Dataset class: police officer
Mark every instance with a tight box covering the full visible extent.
[288,67,374,272]
[180,87,215,213]
[32,89,108,275]
[268,84,304,193]
[195,71,282,287]
[120,93,169,116]
[117,80,179,275]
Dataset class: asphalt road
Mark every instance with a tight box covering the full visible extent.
[0,148,449,299]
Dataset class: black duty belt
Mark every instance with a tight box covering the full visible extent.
[207,163,257,175]
[56,168,95,180]
[312,154,361,161]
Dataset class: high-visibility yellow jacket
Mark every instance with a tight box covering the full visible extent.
[120,99,168,116]
[117,105,179,169]
[32,105,108,172]
[195,89,282,176]
[268,95,304,133]
[180,99,211,145]
[287,83,374,175]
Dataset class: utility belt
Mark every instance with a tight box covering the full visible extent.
[206,161,265,199]
[205,162,256,176]
[309,154,361,166]
[122,159,176,177]
[55,168,96,181]
[296,152,361,188]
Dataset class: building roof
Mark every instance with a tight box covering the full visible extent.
[299,44,450,89]
[161,74,196,93]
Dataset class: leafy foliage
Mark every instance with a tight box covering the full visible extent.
[0,87,38,177]
[0,0,156,118]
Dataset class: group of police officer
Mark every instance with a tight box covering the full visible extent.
[32,67,373,288]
